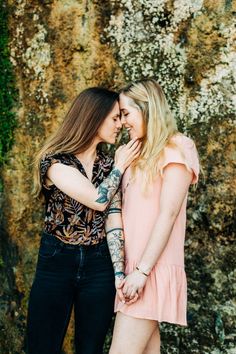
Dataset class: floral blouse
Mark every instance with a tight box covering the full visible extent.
[40,151,114,245]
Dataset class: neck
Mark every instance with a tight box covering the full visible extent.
[75,140,99,163]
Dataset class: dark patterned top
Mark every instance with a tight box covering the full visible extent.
[40,151,114,245]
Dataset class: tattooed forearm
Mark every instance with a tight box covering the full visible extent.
[106,228,125,274]
[107,208,122,215]
[95,168,122,204]
[105,191,124,276]
[106,188,122,215]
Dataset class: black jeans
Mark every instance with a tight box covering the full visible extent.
[26,232,115,354]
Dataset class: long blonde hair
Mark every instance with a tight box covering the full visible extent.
[33,87,119,197]
[120,79,179,187]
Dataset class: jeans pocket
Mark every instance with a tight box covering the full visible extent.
[38,237,61,258]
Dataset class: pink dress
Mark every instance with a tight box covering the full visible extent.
[115,134,199,325]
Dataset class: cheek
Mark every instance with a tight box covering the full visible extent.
[102,121,114,136]
[132,117,143,132]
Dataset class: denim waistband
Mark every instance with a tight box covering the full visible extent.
[41,231,107,250]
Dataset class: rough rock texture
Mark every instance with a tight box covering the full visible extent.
[0,0,235,353]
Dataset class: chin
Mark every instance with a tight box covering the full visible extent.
[107,138,116,145]
[130,131,144,140]
[129,132,138,139]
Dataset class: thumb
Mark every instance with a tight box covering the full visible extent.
[137,287,143,295]
[117,278,126,289]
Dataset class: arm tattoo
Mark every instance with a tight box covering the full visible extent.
[95,168,122,204]
[107,227,124,235]
[106,228,125,274]
[106,189,122,216]
[107,208,122,215]
[105,190,124,275]
[108,188,122,209]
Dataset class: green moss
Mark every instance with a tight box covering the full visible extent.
[0,0,18,165]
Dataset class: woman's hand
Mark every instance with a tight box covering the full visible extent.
[115,274,126,303]
[117,269,148,305]
[114,138,141,173]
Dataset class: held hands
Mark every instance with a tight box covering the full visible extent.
[114,138,141,173]
[116,269,148,305]
[115,274,126,304]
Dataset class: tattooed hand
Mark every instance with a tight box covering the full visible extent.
[115,273,126,303]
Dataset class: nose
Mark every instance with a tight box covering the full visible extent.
[121,115,126,125]
[116,118,122,129]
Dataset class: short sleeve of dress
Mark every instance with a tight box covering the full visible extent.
[40,153,76,189]
[159,135,200,184]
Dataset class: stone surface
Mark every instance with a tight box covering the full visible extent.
[0,0,235,353]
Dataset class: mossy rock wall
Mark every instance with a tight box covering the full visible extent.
[0,0,235,353]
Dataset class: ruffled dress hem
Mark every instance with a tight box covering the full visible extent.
[114,260,187,326]
[114,309,187,326]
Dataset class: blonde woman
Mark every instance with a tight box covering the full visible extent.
[109,79,199,354]
[26,87,141,354]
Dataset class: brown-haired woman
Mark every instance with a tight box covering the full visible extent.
[26,87,141,354]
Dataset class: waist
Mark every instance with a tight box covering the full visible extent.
[41,231,107,250]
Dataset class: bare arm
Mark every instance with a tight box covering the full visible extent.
[105,190,126,302]
[46,138,140,212]
[47,164,121,212]
[120,163,193,299]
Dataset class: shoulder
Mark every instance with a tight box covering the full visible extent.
[161,134,199,184]
[169,133,196,149]
[165,134,198,159]
[41,152,73,165]
[40,153,76,173]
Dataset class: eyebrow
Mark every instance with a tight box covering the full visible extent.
[112,113,121,118]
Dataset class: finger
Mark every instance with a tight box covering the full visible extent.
[131,293,139,303]
[125,293,139,305]
[129,289,137,298]
[122,283,128,295]
[132,141,142,153]
[132,151,141,160]
[117,289,126,303]
[128,140,141,151]
[116,145,121,150]
[126,137,139,148]
[117,279,126,289]
[115,145,122,152]
[132,146,142,157]
[125,288,134,298]
[137,287,143,295]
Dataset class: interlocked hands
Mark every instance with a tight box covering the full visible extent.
[115,269,148,305]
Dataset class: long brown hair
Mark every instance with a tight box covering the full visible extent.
[34,87,119,196]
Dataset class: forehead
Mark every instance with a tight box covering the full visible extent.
[119,94,134,110]
[109,101,120,116]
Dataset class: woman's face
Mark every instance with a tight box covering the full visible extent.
[97,101,122,144]
[119,93,145,139]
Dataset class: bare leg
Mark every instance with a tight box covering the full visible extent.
[143,324,161,354]
[109,312,157,354]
